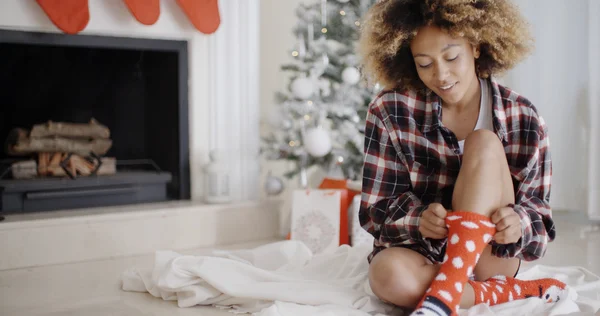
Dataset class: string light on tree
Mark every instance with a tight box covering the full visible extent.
[261,0,378,181]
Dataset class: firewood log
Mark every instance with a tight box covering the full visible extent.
[70,155,94,176]
[30,119,110,139]
[38,152,50,176]
[9,136,112,156]
[48,153,66,177]
[66,153,76,176]
[4,128,29,156]
[96,157,117,175]
[11,160,37,179]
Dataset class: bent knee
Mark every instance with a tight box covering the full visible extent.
[463,130,504,158]
[368,251,426,307]
[473,246,520,281]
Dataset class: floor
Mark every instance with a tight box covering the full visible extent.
[0,212,598,316]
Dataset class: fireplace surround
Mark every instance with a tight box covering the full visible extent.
[0,0,261,215]
[0,29,191,213]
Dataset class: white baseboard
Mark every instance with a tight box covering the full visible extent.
[0,200,281,271]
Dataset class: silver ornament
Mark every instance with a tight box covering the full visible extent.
[281,119,293,130]
[264,173,285,196]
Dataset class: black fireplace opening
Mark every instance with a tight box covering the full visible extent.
[0,30,190,213]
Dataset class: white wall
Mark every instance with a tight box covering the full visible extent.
[261,0,301,124]
[585,0,600,220]
[0,0,261,202]
[259,0,323,236]
[503,0,591,213]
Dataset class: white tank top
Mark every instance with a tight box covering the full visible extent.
[457,77,494,153]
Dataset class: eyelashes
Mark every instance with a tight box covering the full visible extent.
[418,55,459,69]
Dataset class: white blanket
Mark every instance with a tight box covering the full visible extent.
[121,240,600,316]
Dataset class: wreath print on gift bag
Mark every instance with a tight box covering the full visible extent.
[292,211,337,255]
[290,190,342,255]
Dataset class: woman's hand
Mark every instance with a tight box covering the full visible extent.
[419,203,449,239]
[491,207,522,244]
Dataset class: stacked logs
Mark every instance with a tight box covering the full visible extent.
[5,119,116,179]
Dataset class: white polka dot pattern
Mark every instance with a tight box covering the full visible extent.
[438,290,453,302]
[452,257,464,269]
[455,282,462,293]
[465,240,475,252]
[461,221,479,229]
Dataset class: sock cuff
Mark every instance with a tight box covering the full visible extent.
[446,211,494,227]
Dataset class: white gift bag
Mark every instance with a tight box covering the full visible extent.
[290,189,341,255]
[349,194,374,246]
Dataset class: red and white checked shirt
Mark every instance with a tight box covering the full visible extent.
[359,77,554,264]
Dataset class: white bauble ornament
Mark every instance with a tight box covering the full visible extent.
[291,77,314,100]
[281,119,293,130]
[264,174,285,196]
[342,67,361,85]
[303,128,332,157]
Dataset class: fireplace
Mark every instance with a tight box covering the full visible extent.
[0,29,190,213]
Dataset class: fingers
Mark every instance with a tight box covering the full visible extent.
[424,213,445,228]
[429,203,448,219]
[491,207,522,244]
[491,207,511,224]
[425,222,448,237]
[493,225,521,244]
[419,203,450,240]
[420,225,448,240]
[493,208,520,232]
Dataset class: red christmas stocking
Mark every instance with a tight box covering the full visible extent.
[36,0,89,34]
[176,0,221,34]
[123,0,160,26]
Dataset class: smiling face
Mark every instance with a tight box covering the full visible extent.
[542,285,563,303]
[410,25,480,107]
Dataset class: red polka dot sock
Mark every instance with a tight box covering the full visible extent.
[411,211,496,316]
[468,274,567,306]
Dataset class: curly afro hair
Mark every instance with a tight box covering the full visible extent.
[358,0,534,92]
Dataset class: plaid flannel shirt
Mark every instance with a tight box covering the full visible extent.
[359,77,555,264]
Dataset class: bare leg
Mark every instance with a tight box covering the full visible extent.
[368,248,475,309]
[452,130,520,299]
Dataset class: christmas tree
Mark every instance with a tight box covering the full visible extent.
[261,0,378,183]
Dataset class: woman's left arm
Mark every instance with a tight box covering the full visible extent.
[494,117,556,261]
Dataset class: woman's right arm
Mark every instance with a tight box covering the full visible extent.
[358,104,437,250]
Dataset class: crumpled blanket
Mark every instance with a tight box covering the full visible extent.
[121,240,600,316]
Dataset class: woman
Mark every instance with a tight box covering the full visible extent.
[357,1,566,315]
